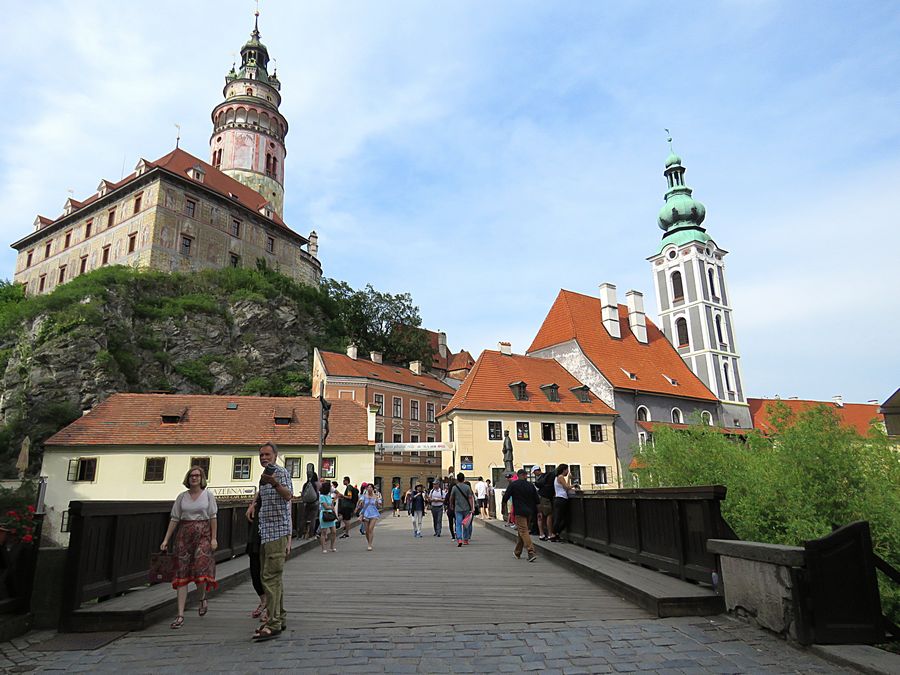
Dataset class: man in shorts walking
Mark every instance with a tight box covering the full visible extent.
[338,476,359,539]
[474,476,488,519]
[391,483,402,517]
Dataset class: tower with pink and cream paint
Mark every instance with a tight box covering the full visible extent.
[210,10,287,218]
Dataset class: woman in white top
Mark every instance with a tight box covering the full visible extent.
[550,463,574,542]
[161,466,218,629]
[427,481,447,537]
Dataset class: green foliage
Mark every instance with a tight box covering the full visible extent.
[240,371,311,397]
[174,355,217,392]
[633,402,900,625]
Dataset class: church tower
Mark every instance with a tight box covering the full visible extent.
[648,144,752,428]
[210,10,287,217]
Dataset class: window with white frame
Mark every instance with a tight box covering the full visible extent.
[392,396,402,418]
[285,457,302,478]
[566,423,579,442]
[393,433,402,443]
[675,317,689,347]
[638,431,648,447]
[67,458,97,482]
[671,270,684,302]
[589,424,606,442]
[570,464,581,485]
[636,406,650,422]
[701,411,713,426]
[488,420,502,441]
[541,422,556,441]
[410,400,419,421]
[516,421,530,441]
[144,457,166,482]
[374,393,384,416]
[232,457,252,480]
[671,408,683,424]
[594,466,609,485]
[426,402,435,422]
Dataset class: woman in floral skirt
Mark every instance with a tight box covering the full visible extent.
[161,465,218,629]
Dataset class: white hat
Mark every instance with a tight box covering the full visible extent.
[532,465,542,473]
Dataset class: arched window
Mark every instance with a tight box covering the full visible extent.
[675,317,689,348]
[708,268,717,298]
[723,362,732,392]
[701,411,713,426]
[715,315,725,345]
[671,408,683,424]
[636,406,650,422]
[671,270,684,302]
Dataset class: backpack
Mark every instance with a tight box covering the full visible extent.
[301,481,318,503]
[536,471,556,499]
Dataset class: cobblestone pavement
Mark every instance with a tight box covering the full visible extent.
[3,617,851,673]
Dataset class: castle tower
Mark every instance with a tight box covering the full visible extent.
[210,10,287,217]
[647,143,752,428]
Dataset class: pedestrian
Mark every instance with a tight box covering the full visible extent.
[428,480,447,536]
[534,465,556,540]
[253,442,293,641]
[391,482,403,517]
[485,479,495,519]
[449,472,475,546]
[474,476,488,519]
[319,481,338,553]
[444,474,457,540]
[245,492,267,625]
[550,463,575,542]
[502,468,540,562]
[408,484,426,537]
[506,471,519,528]
[338,476,359,539]
[356,483,382,551]
[299,468,319,538]
[160,465,218,629]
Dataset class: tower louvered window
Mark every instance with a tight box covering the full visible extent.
[675,318,689,348]
[671,271,684,302]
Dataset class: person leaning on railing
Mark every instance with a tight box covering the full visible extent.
[549,463,578,542]
[160,465,219,629]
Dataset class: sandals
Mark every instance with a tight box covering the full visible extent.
[170,615,185,629]
[251,602,266,619]
[253,626,281,642]
[199,599,208,617]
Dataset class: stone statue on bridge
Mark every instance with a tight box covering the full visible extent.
[502,430,514,474]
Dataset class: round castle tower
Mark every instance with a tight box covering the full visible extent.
[210,11,287,217]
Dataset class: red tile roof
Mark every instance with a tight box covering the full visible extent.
[15,148,303,249]
[439,350,618,417]
[448,350,475,371]
[747,398,884,437]
[319,351,455,395]
[421,328,450,371]
[636,421,751,436]
[45,394,370,447]
[527,290,718,402]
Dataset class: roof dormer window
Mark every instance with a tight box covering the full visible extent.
[620,367,638,381]
[188,165,206,183]
[570,385,591,403]
[508,381,528,401]
[97,180,112,197]
[274,405,293,426]
[540,383,560,402]
[663,375,679,386]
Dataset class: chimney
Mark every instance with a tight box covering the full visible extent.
[410,360,422,375]
[599,283,621,339]
[370,351,383,364]
[625,290,648,344]
[346,344,358,360]
[833,395,844,408]
[498,341,512,356]
[438,331,448,359]
[308,230,319,258]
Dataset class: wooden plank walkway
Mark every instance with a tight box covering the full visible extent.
[135,514,649,642]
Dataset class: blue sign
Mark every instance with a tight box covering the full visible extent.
[461,456,473,471]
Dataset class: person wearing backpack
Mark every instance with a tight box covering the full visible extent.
[448,473,475,546]
[534,465,555,541]
[299,469,319,539]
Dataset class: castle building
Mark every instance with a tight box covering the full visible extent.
[10,13,321,294]
[647,148,752,429]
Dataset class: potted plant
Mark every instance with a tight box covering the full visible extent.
[0,505,36,546]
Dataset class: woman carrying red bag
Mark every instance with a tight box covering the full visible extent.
[160,465,219,629]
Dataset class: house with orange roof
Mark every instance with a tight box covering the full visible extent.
[40,393,375,546]
[748,396,886,437]
[312,346,457,490]
[527,283,728,479]
[437,345,619,488]
[10,14,321,294]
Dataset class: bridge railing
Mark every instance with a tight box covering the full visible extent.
[63,499,258,611]
[564,486,738,584]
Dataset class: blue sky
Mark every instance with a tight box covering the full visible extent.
[2,1,898,404]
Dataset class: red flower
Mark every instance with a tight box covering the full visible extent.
[26,505,35,513]
[21,535,33,543]
[5,510,15,517]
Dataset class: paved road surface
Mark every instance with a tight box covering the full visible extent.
[3,516,849,673]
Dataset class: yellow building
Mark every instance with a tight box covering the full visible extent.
[41,393,375,546]
[438,346,620,488]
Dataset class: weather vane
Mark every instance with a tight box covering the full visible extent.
[665,128,674,152]
[174,123,181,149]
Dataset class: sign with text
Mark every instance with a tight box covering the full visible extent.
[209,485,257,502]
[378,442,451,452]
[461,456,473,471]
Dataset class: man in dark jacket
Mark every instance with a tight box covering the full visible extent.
[502,468,540,562]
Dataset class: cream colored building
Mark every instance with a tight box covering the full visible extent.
[438,347,620,489]
[41,393,374,546]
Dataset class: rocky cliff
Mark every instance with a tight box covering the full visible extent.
[0,266,346,476]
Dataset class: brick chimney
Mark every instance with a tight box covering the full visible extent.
[438,331,448,359]
[498,341,512,356]
[410,360,422,375]
[599,283,621,339]
[370,351,383,364]
[625,290,648,344]
[346,344,358,360]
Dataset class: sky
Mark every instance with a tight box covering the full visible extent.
[1,1,898,405]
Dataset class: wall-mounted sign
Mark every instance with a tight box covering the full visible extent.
[461,456,473,471]
[321,457,336,478]
[378,442,451,452]
[209,485,257,502]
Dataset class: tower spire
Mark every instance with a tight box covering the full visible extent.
[252,2,260,40]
